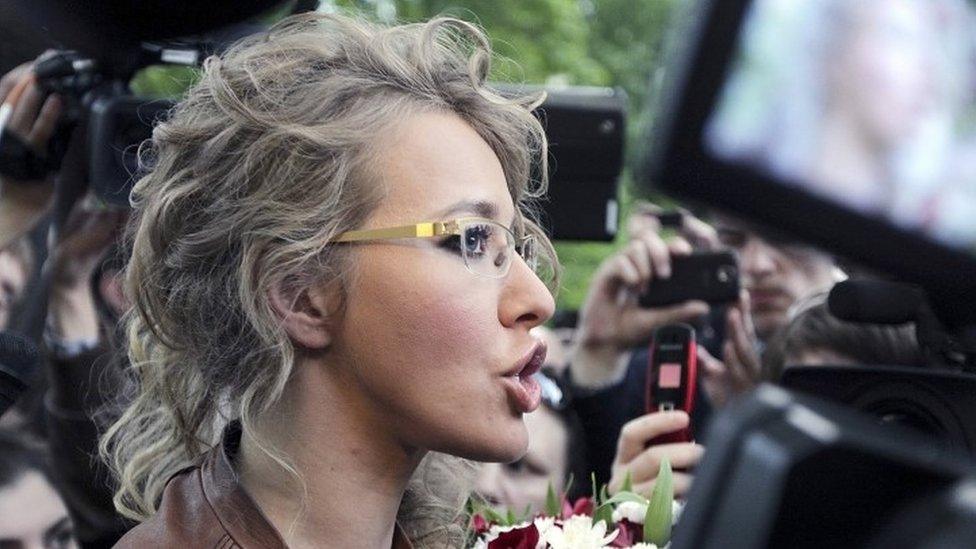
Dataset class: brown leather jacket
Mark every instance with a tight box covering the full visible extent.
[114,426,413,548]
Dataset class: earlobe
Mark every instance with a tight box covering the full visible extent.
[267,280,337,350]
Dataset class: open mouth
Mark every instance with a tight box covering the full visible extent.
[501,342,547,414]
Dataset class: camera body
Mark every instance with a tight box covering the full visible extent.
[20,49,181,206]
[86,94,174,205]
[780,365,976,457]
[672,385,974,549]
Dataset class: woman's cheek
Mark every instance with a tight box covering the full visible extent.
[370,271,496,359]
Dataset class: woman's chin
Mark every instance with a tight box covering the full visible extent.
[445,420,529,463]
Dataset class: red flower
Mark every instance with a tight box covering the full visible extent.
[488,524,540,549]
[572,497,595,517]
[471,514,489,535]
[610,519,643,547]
[561,496,595,519]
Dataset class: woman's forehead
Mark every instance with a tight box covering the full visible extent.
[370,111,515,224]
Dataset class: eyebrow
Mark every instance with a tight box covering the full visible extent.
[435,199,498,221]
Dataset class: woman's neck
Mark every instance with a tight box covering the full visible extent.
[236,356,424,548]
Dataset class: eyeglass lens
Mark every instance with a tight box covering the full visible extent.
[461,220,512,277]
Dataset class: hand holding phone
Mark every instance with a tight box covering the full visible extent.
[609,410,705,497]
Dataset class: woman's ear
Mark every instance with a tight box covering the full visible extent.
[267,278,340,350]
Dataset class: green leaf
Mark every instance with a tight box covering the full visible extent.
[621,470,634,493]
[644,458,674,546]
[600,484,610,507]
[593,502,615,529]
[506,507,516,525]
[545,481,560,517]
[591,473,599,504]
[483,505,506,525]
[522,504,533,522]
[603,491,649,507]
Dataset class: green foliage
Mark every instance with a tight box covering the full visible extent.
[644,457,674,545]
[545,480,561,517]
[620,469,634,493]
[129,66,199,98]
[592,500,615,529]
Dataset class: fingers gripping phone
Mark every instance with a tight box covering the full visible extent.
[639,251,740,308]
[645,324,697,445]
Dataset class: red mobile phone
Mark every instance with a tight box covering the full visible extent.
[645,323,697,445]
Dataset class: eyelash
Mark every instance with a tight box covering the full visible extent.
[438,226,493,256]
[439,235,464,255]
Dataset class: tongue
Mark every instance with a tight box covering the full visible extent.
[516,373,541,413]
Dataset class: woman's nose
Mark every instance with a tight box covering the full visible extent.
[499,257,555,330]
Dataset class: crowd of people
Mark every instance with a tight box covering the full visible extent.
[0,11,929,549]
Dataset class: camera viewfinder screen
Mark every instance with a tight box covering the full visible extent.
[706,0,976,253]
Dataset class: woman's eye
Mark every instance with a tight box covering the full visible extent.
[460,224,493,258]
[439,225,492,256]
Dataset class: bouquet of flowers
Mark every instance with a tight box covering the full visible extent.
[467,459,682,549]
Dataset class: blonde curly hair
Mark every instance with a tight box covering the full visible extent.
[99,12,556,546]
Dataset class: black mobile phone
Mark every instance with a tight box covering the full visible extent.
[639,251,740,308]
[645,323,697,445]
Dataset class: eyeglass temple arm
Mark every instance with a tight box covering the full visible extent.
[333,221,459,243]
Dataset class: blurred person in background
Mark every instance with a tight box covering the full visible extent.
[41,202,130,548]
[761,292,924,382]
[0,428,79,549]
[0,51,131,545]
[567,202,839,488]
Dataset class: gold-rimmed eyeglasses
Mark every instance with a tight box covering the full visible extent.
[333,217,538,279]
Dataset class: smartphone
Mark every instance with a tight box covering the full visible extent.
[645,324,697,445]
[639,251,740,308]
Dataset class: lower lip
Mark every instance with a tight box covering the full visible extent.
[501,374,541,414]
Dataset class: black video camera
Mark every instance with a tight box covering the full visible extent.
[0,40,246,207]
[779,280,976,458]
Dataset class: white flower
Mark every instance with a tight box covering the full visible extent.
[533,517,556,548]
[612,500,649,524]
[543,515,619,549]
[672,500,684,523]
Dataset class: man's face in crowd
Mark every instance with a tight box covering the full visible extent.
[715,219,837,340]
[0,248,28,331]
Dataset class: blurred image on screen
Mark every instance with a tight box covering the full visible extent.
[706,0,976,252]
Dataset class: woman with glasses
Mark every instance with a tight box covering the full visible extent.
[102,13,556,548]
